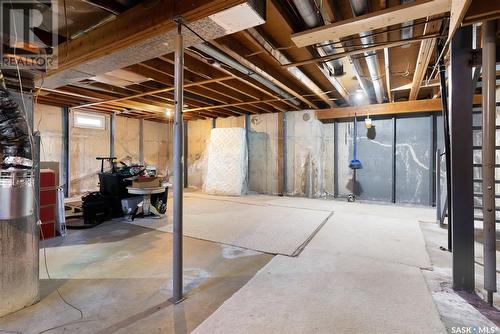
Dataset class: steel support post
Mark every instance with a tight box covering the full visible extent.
[184,122,188,188]
[392,117,397,203]
[430,115,436,206]
[62,107,70,197]
[481,20,497,305]
[450,26,475,292]
[245,114,251,191]
[436,148,441,223]
[438,40,453,251]
[110,112,116,158]
[172,21,184,304]
[139,118,144,165]
[278,112,287,195]
[333,120,338,198]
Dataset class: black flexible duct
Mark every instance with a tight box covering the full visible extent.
[0,70,32,168]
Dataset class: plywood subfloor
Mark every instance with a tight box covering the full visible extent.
[193,200,446,333]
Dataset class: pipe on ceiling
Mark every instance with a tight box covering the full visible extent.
[349,0,386,104]
[291,0,344,77]
[400,0,415,46]
[194,43,300,106]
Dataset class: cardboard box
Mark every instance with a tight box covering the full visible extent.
[132,177,160,189]
[40,162,60,187]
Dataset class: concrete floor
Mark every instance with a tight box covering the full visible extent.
[420,221,500,331]
[1,194,498,333]
[193,198,447,333]
[0,222,272,333]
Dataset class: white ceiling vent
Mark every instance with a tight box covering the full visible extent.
[209,0,266,35]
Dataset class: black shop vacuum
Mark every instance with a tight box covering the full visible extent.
[79,157,144,227]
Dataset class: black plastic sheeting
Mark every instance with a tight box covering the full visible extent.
[0,70,32,168]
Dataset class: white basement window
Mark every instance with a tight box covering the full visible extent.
[73,112,106,130]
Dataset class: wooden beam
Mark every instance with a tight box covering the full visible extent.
[51,0,245,75]
[409,18,442,100]
[462,0,500,26]
[448,0,473,41]
[291,0,450,48]
[316,95,482,120]
[80,0,127,15]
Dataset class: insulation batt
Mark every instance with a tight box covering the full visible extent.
[0,70,32,168]
[204,128,248,196]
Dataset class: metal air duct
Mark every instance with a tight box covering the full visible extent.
[400,0,415,47]
[0,70,34,219]
[292,0,345,77]
[194,43,300,106]
[349,0,386,103]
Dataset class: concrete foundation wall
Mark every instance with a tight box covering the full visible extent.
[286,110,325,197]
[70,112,111,195]
[186,110,440,205]
[34,105,172,195]
[34,104,63,164]
[248,113,279,194]
[187,119,212,189]
[143,120,171,176]
[216,116,245,128]
[34,104,63,185]
[115,117,140,162]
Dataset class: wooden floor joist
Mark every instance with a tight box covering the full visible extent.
[409,18,442,100]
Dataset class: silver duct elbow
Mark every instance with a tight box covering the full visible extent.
[0,70,32,168]
[0,70,34,220]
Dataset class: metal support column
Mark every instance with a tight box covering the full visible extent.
[282,112,288,195]
[333,120,338,198]
[436,149,441,223]
[61,107,70,197]
[392,117,396,203]
[245,114,250,191]
[110,112,116,158]
[172,20,184,304]
[438,40,453,251]
[139,118,144,165]
[430,115,436,206]
[481,20,497,305]
[450,26,475,292]
[183,122,188,188]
